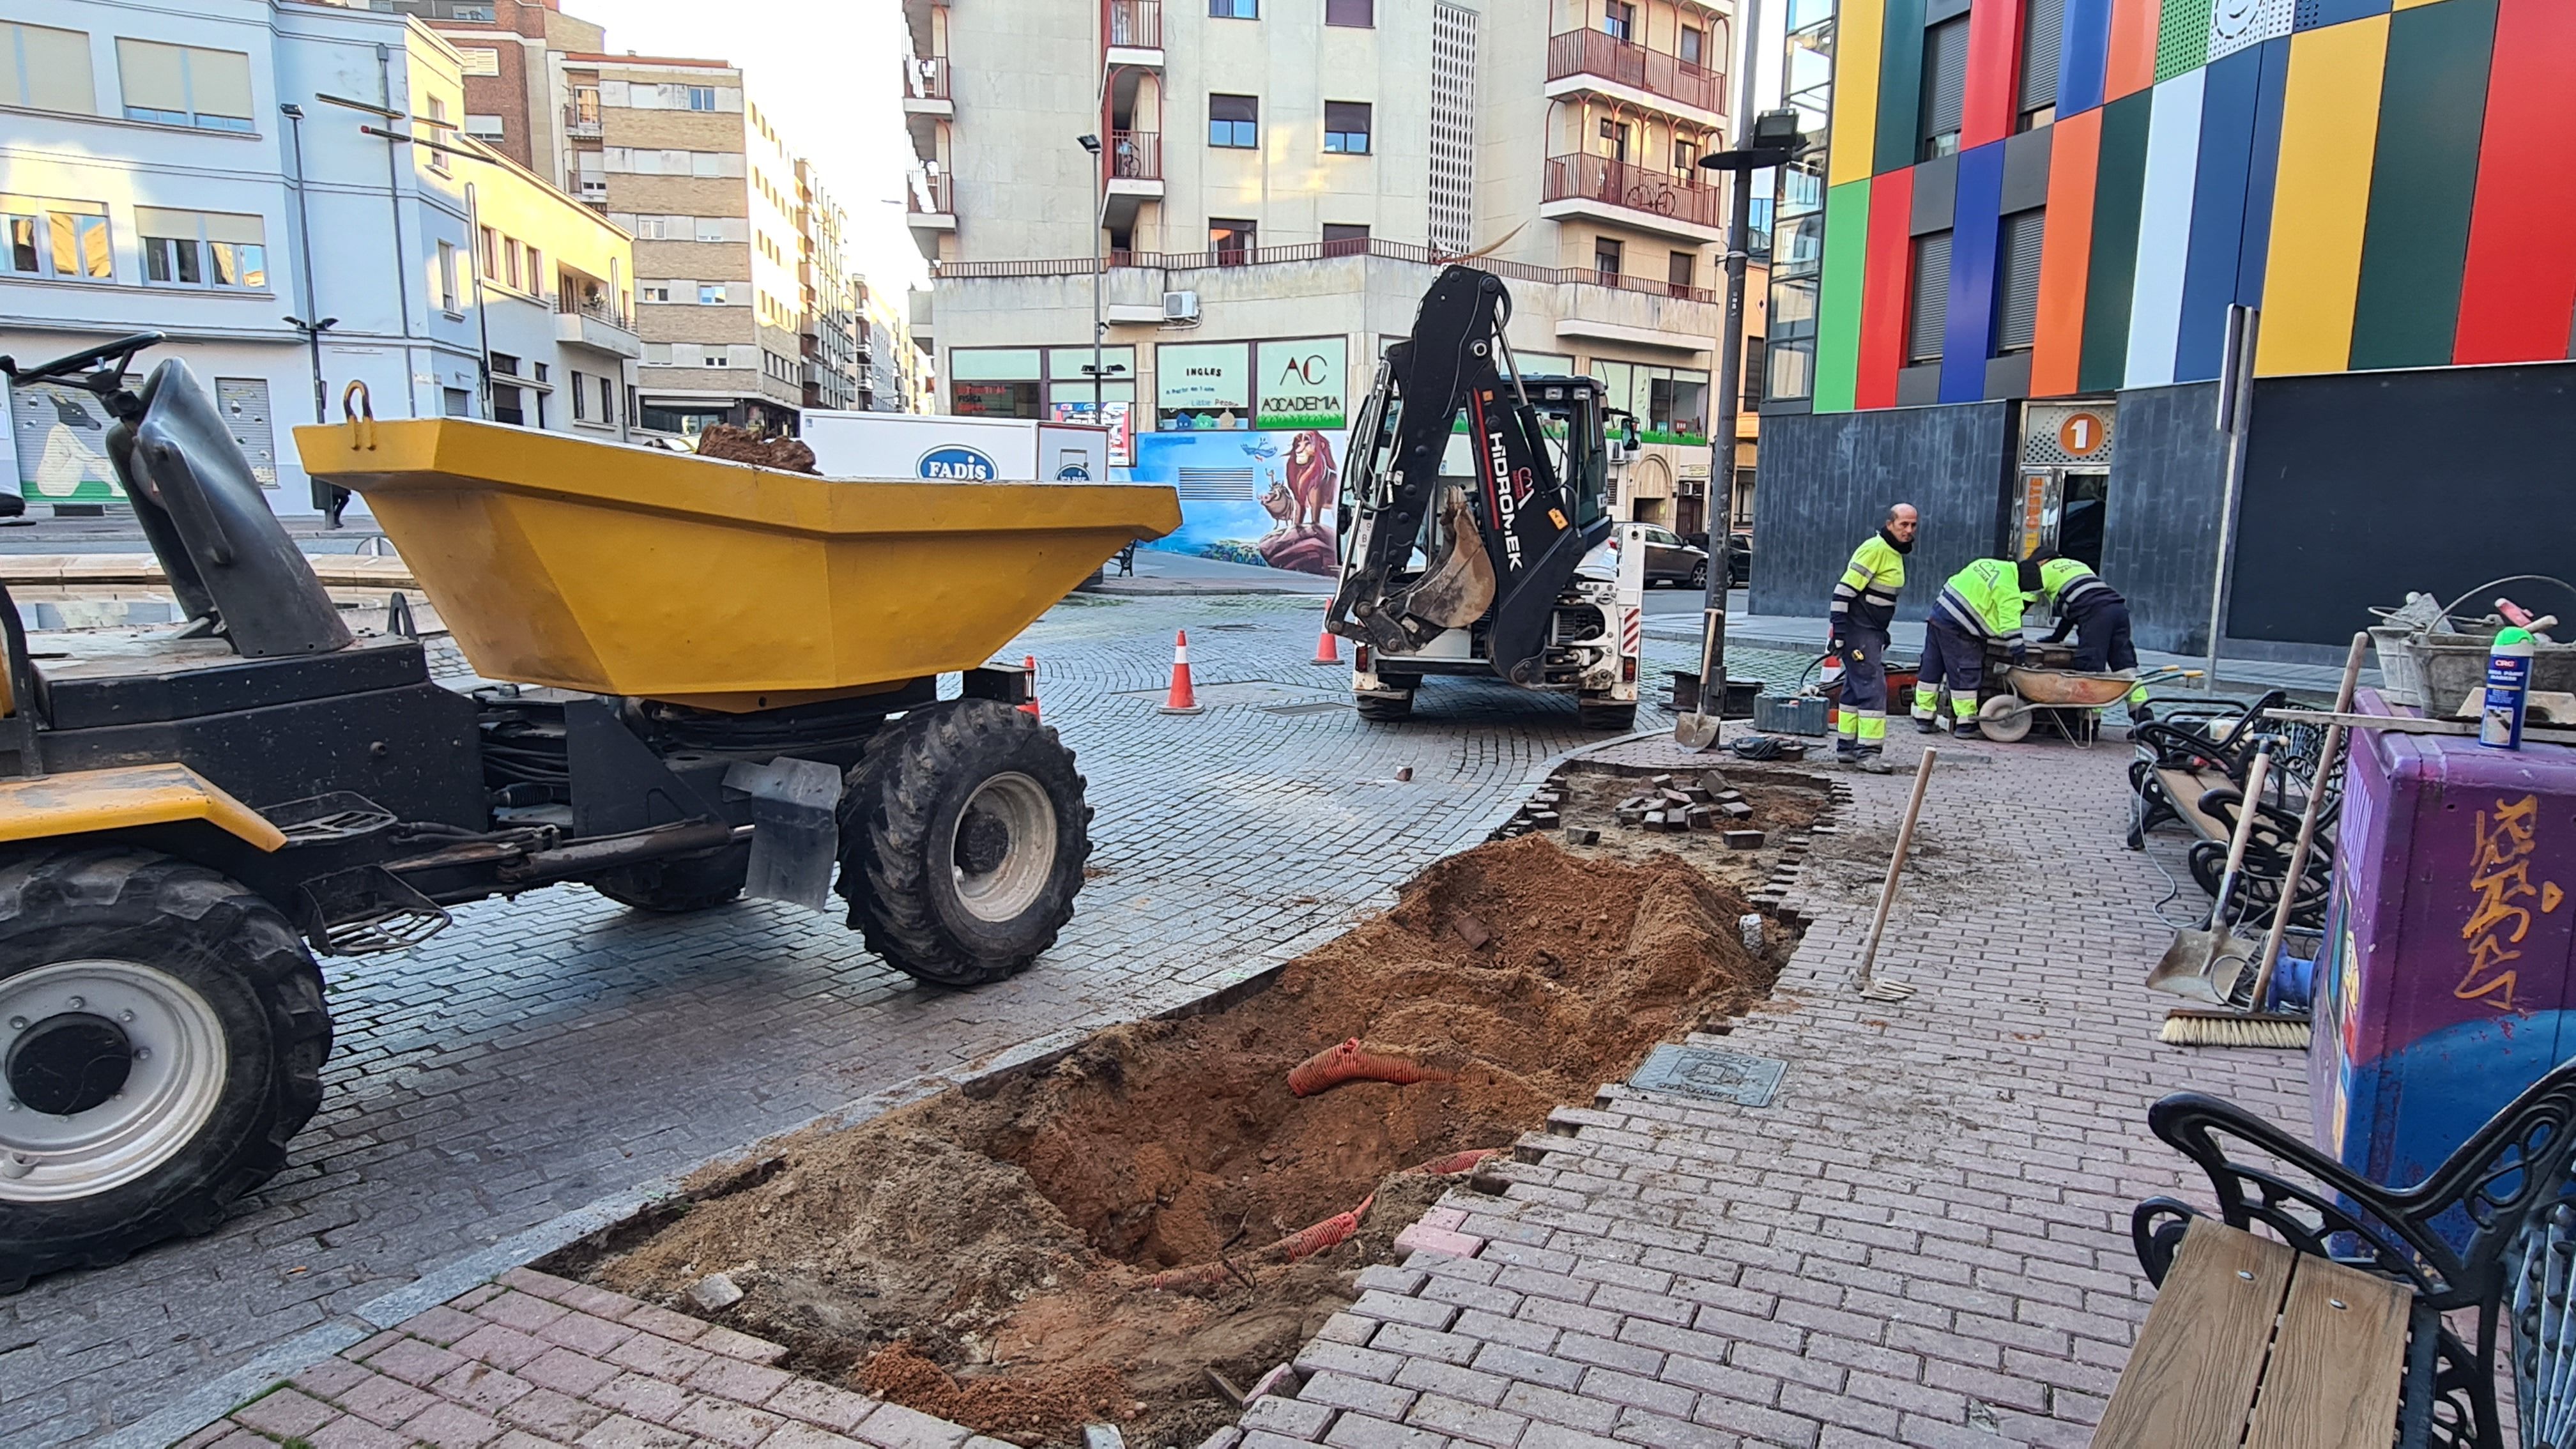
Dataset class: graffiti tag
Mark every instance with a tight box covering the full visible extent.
[2458,795,2563,1011]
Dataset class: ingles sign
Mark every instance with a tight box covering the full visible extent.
[1256,338,1346,431]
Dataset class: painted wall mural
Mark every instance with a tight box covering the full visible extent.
[1130,429,1346,575]
[1811,0,2576,413]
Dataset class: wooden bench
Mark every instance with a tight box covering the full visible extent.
[2150,763,2235,843]
[2096,1217,2411,1448]
[2110,1061,2576,1448]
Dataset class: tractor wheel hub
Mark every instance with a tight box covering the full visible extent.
[6,1013,132,1117]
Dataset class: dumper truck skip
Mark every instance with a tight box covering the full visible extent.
[0,334,1176,1292]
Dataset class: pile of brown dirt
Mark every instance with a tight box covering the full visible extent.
[1546,765,1829,886]
[556,835,1787,1448]
[693,422,818,473]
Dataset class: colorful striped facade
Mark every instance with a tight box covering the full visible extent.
[1807,0,2576,413]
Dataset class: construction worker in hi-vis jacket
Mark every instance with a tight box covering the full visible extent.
[1826,503,1916,774]
[2034,554,2151,723]
[1915,556,2040,738]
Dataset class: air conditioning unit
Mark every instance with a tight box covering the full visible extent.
[1162,290,1200,323]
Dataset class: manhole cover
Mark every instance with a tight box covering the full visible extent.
[1628,1043,1786,1107]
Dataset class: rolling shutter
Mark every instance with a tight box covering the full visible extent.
[1921,17,1969,148]
[1996,209,2046,352]
[2020,0,2065,114]
[1908,231,1952,364]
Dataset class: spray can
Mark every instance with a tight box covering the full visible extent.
[2480,626,2534,749]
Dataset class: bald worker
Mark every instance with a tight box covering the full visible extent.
[1825,503,1917,774]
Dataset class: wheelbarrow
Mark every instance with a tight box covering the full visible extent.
[1974,664,2203,744]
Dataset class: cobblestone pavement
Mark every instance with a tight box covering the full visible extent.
[8,590,1812,1448]
[1222,723,2308,1449]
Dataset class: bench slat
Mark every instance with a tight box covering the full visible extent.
[2153,765,2235,843]
[2095,1219,2297,1449]
[2243,1254,2412,1449]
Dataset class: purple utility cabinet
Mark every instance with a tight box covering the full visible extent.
[2312,689,2576,1198]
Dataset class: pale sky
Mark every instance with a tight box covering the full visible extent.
[578,0,930,306]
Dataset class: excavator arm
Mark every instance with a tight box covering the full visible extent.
[1326,266,1606,685]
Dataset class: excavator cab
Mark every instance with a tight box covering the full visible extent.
[1326,266,1646,729]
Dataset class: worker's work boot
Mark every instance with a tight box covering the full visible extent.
[1852,747,1894,775]
[1912,715,1942,734]
[1952,721,1982,740]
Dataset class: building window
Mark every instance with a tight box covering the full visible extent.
[1741,337,1767,409]
[700,282,730,305]
[427,97,452,174]
[1678,24,1705,66]
[1908,230,1952,364]
[1211,218,1256,264]
[1667,250,1695,297]
[1593,238,1623,282]
[479,226,498,279]
[1326,0,1374,25]
[571,369,589,421]
[443,387,473,418]
[4,200,113,280]
[1209,94,1258,148]
[1209,0,1257,16]
[465,114,505,139]
[1919,16,1968,160]
[641,282,673,302]
[1993,208,2045,354]
[1672,139,1698,172]
[116,39,252,132]
[2019,0,2065,130]
[526,247,544,296]
[600,377,617,424]
[3,23,96,115]
[504,238,522,290]
[434,240,459,312]
[1322,223,1369,256]
[1323,102,1371,155]
[685,85,717,111]
[1598,117,1631,163]
[1602,1,1636,42]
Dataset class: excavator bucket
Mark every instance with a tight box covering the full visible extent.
[1403,490,1498,630]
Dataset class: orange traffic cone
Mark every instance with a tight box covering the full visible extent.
[1312,606,1342,666]
[1158,629,1204,714]
[1018,654,1041,721]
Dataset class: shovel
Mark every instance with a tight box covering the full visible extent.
[2147,743,2274,1004]
[1675,607,1723,751]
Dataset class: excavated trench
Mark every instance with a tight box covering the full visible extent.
[546,824,1815,1449]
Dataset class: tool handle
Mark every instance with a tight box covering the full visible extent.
[2249,632,2366,1009]
[2206,744,2273,933]
[1855,746,1937,990]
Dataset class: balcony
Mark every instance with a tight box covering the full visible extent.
[555,292,641,358]
[906,171,954,262]
[1105,0,1163,65]
[564,96,602,138]
[1540,153,1727,243]
[1100,128,1163,233]
[1545,30,1726,127]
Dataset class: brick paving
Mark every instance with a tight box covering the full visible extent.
[1204,723,2310,1449]
[10,590,1811,1448]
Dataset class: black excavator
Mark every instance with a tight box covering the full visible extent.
[1325,265,1647,728]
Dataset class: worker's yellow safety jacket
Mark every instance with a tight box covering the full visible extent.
[1933,558,2033,647]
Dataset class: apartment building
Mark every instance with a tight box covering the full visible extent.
[0,0,637,516]
[367,0,605,185]
[1749,0,2576,666]
[858,278,929,412]
[907,0,1761,548]
[798,159,862,413]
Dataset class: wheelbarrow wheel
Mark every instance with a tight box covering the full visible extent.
[836,699,1092,987]
[1976,695,2034,744]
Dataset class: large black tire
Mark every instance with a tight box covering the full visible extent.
[1579,700,1639,732]
[587,844,751,913]
[836,698,1091,986]
[0,848,329,1294]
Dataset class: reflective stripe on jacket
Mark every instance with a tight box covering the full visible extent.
[1830,535,1905,631]
[1934,558,2032,645]
[2039,558,2119,613]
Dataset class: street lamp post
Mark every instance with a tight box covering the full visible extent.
[1077,134,1106,418]
[1698,102,1806,720]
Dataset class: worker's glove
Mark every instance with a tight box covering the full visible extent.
[1825,629,1843,655]
[2007,645,2028,666]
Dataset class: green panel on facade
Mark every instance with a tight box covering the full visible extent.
[1874,0,1929,176]
[2080,91,2156,394]
[2156,0,2212,80]
[1813,180,1873,414]
[2348,0,2498,371]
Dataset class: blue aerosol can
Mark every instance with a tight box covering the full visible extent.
[2480,626,2535,749]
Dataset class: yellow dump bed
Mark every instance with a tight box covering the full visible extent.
[296,418,1177,711]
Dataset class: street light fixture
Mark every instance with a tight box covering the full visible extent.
[1695,102,1809,713]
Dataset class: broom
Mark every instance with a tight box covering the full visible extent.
[2159,632,2368,1049]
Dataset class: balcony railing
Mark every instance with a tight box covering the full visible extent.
[1544,153,1726,231]
[908,172,953,215]
[1107,129,1160,182]
[951,236,1721,305]
[1546,29,1726,115]
[558,291,631,330]
[1106,0,1162,49]
[905,55,950,100]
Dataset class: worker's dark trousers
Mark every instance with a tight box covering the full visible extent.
[2066,599,2147,714]
[1834,624,1890,756]
[1913,617,1984,723]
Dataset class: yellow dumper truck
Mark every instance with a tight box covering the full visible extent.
[0,334,1176,1292]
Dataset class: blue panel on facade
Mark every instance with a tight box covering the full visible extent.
[2060,0,2114,116]
[1941,142,2007,404]
[2124,68,2205,390]
[2293,0,2391,32]
[2175,46,2264,382]
[2236,36,2293,309]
